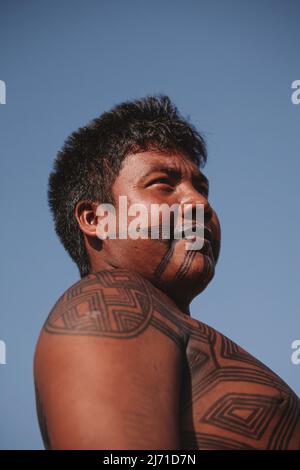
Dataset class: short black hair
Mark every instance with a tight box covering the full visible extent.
[48,94,207,277]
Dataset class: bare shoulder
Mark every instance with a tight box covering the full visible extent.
[34,269,186,449]
[40,268,187,347]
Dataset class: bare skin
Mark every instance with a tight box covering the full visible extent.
[34,151,300,449]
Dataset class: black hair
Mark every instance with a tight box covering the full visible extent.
[48,94,207,277]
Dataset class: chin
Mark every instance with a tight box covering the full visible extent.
[184,253,216,294]
[161,252,215,300]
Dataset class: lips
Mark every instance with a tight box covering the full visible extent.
[176,224,212,243]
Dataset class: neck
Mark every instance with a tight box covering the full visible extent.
[88,257,192,317]
[173,298,191,316]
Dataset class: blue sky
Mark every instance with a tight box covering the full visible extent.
[0,0,299,449]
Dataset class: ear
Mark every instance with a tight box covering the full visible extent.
[75,200,99,237]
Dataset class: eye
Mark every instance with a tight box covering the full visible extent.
[147,177,173,188]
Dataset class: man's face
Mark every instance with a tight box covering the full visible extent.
[100,150,221,305]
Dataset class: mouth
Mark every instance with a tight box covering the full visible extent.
[177,224,212,243]
[178,225,213,257]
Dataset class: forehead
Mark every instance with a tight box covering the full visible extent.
[118,150,202,181]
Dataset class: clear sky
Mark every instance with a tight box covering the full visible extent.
[0,0,299,449]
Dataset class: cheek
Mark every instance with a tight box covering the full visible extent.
[114,238,171,272]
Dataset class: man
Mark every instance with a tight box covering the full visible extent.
[34,95,300,449]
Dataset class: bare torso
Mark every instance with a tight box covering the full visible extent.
[35,270,300,449]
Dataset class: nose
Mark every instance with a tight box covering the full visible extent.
[180,187,213,224]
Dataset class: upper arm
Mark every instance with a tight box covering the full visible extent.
[34,271,184,450]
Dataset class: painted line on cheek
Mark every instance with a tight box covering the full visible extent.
[154,243,176,278]
[174,250,197,282]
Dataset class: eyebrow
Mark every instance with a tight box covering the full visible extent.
[140,165,209,186]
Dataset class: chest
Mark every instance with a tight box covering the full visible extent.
[179,323,300,450]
